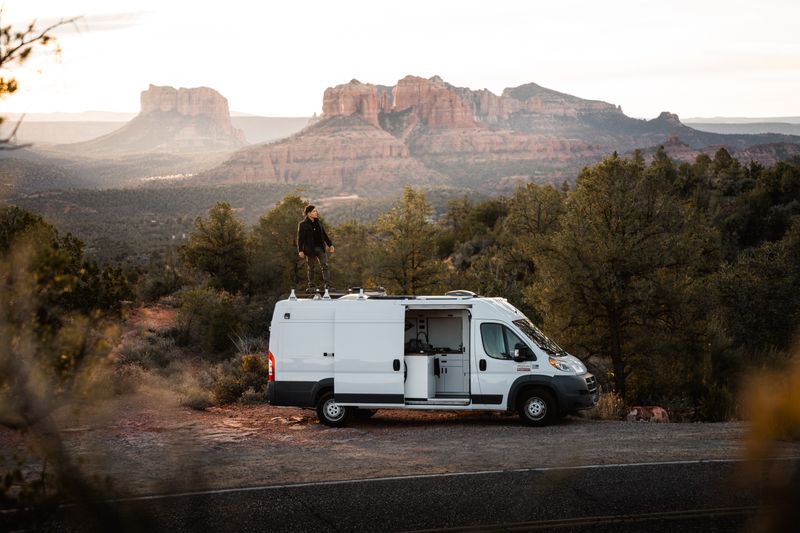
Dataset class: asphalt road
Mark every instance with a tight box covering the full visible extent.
[14,457,799,533]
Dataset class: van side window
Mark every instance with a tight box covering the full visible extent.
[480,323,526,360]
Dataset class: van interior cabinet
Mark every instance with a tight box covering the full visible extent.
[436,354,469,394]
[404,354,435,399]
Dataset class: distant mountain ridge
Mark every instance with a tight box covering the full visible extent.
[683,122,800,136]
[0,116,311,145]
[685,116,800,124]
[202,75,800,192]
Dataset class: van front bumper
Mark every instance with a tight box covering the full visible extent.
[553,373,598,413]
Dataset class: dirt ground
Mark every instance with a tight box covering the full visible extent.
[3,394,800,498]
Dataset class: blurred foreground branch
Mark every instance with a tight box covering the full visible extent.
[0,11,79,147]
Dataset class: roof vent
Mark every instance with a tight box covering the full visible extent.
[445,290,477,298]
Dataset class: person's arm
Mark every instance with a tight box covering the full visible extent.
[321,223,333,250]
[297,222,305,258]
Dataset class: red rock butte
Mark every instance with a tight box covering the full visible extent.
[140,84,243,140]
[69,85,247,154]
[321,75,621,131]
[202,75,800,193]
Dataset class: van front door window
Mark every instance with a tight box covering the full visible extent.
[480,323,525,360]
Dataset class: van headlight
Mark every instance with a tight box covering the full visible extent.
[565,355,587,374]
[548,355,587,374]
[548,356,575,374]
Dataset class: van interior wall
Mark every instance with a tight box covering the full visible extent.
[404,310,468,354]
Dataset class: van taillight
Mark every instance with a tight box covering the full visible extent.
[268,351,275,382]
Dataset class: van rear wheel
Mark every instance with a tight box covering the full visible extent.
[316,392,350,427]
[518,389,556,427]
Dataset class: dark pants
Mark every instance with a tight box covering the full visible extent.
[305,247,330,289]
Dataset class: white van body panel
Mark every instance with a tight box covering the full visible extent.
[334,300,406,407]
[271,301,335,383]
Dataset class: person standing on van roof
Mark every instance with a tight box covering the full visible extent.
[297,204,334,291]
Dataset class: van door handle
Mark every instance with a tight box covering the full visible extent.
[323,352,334,357]
[479,359,487,371]
[393,359,400,371]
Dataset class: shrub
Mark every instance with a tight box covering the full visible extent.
[212,375,243,405]
[237,295,277,339]
[240,354,270,391]
[136,261,184,303]
[230,334,269,358]
[697,384,738,422]
[211,353,270,405]
[110,363,148,395]
[118,332,182,370]
[240,387,267,405]
[180,388,213,411]
[587,391,627,420]
[174,287,245,355]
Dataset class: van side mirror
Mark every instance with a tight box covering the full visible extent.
[513,345,534,362]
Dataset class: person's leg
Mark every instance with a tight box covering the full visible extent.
[318,250,330,288]
[310,247,328,289]
[304,255,315,290]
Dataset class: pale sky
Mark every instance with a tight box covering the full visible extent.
[1,0,798,119]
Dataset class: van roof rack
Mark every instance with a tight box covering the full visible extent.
[287,286,389,300]
[347,286,387,295]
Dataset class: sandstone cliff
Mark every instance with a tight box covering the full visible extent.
[65,85,246,155]
[201,115,445,192]
[204,75,800,193]
[140,84,244,140]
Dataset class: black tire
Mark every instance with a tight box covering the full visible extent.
[316,391,350,427]
[353,409,378,420]
[518,388,557,427]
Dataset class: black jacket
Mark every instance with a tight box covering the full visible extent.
[297,217,332,255]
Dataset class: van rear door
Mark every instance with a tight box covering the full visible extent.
[334,301,405,406]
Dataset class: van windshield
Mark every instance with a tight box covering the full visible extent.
[513,319,565,355]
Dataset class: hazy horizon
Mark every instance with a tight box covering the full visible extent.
[6,111,800,124]
[1,0,798,120]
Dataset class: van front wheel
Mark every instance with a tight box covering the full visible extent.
[317,392,350,427]
[519,389,556,427]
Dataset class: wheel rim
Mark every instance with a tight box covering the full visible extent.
[525,397,547,421]
[324,399,344,421]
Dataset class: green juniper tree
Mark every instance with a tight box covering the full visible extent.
[371,186,448,295]
[532,153,717,399]
[180,202,248,293]
[248,194,306,295]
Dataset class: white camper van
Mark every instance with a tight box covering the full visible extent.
[267,291,597,427]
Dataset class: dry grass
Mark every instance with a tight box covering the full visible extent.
[585,391,627,421]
